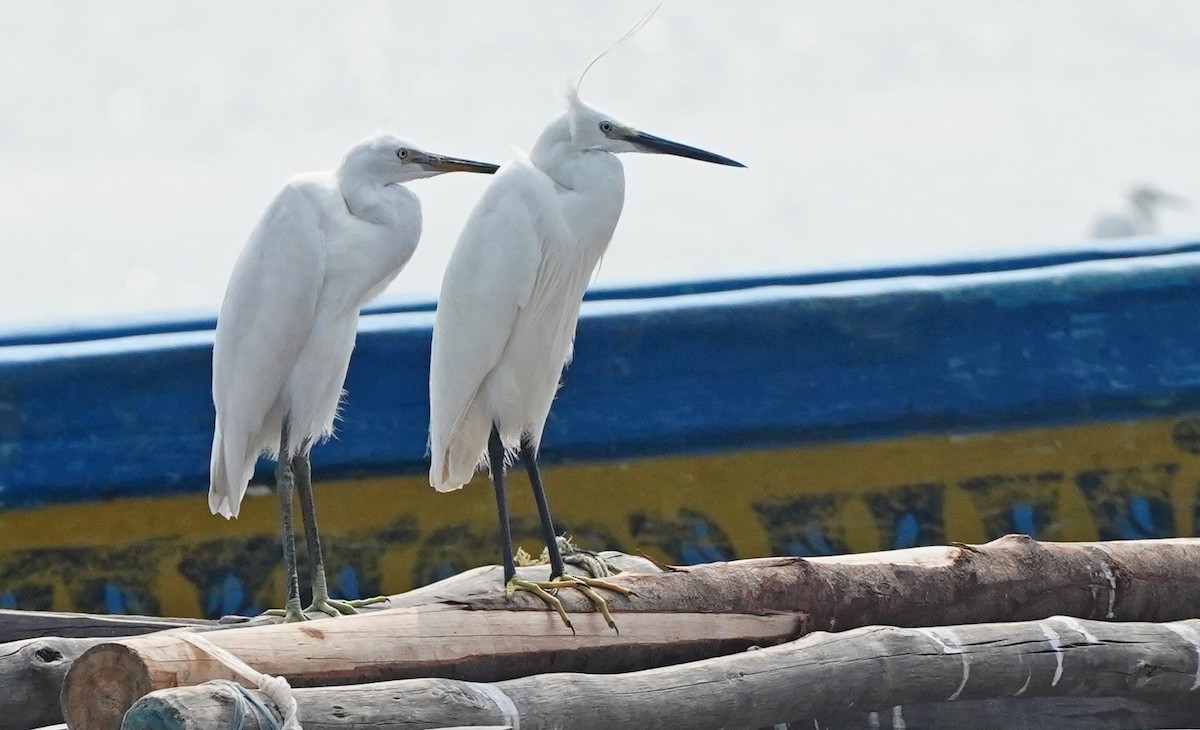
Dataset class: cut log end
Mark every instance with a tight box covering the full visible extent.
[122,699,188,730]
[124,687,261,730]
[62,643,152,730]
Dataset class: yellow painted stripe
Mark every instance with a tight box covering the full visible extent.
[2,416,1197,617]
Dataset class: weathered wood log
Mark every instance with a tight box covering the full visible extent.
[0,636,118,730]
[0,611,217,728]
[0,609,215,644]
[61,536,1200,730]
[124,695,1200,730]
[1,554,656,730]
[0,613,257,730]
[809,696,1200,730]
[123,616,1200,730]
[66,605,799,730]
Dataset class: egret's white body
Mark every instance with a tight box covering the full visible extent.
[1090,185,1189,239]
[210,137,422,517]
[429,89,742,491]
[430,102,625,491]
[427,87,741,628]
[206,133,497,621]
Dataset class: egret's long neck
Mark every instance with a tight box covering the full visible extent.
[529,116,626,257]
[337,168,404,226]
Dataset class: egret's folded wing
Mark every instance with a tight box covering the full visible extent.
[210,181,326,515]
[429,161,558,490]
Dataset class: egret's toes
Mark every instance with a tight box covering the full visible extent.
[554,575,625,632]
[345,595,390,608]
[562,578,619,632]
[509,578,575,633]
[303,594,387,617]
[574,574,635,597]
[264,601,309,623]
[511,574,628,633]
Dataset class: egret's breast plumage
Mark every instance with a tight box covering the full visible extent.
[429,150,625,493]
[210,171,422,517]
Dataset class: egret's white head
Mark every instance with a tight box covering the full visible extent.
[340,133,499,186]
[1129,184,1189,212]
[561,89,744,167]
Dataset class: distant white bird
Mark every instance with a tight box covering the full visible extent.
[1090,184,1189,238]
[210,134,498,622]
[428,88,744,629]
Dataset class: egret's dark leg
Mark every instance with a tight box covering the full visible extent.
[519,437,567,580]
[518,437,630,632]
[272,421,306,622]
[489,425,517,584]
[291,448,385,616]
[493,425,576,630]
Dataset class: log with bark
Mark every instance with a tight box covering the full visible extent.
[58,536,1200,730]
[812,696,1200,730]
[122,615,1200,730]
[0,553,656,730]
[0,610,217,644]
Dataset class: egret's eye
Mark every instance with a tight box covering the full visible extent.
[397,148,410,160]
[599,121,614,134]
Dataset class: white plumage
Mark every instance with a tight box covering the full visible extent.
[427,86,742,619]
[207,133,497,620]
[210,136,424,517]
[430,96,626,492]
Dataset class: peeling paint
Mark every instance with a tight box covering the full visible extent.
[1166,623,1200,690]
[1038,622,1064,686]
[916,627,969,700]
[1055,615,1098,643]
[1098,560,1118,618]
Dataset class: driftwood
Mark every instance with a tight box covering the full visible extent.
[0,636,118,730]
[63,604,796,730]
[58,536,1200,730]
[0,610,216,644]
[2,554,655,730]
[811,696,1200,730]
[123,615,1200,730]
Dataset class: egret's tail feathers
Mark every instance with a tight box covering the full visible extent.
[430,409,493,493]
[209,427,255,520]
[431,471,465,494]
[210,494,238,519]
[430,445,476,493]
[429,393,494,489]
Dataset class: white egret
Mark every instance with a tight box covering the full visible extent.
[428,87,744,629]
[209,134,498,622]
[1090,184,1189,238]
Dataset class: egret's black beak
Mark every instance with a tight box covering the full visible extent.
[626,130,745,168]
[417,152,500,175]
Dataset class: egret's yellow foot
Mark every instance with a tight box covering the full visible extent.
[264,598,309,623]
[306,592,389,617]
[302,567,391,617]
[510,574,631,633]
[509,578,574,632]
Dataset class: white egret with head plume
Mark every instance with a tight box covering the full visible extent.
[428,16,745,630]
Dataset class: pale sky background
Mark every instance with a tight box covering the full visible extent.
[2,1,1199,330]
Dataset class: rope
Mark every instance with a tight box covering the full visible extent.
[557,536,621,578]
[213,680,282,730]
[176,632,302,730]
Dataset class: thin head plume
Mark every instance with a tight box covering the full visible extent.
[575,3,662,95]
